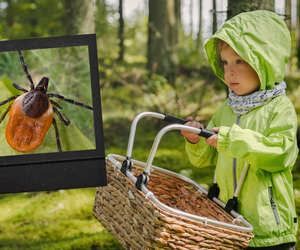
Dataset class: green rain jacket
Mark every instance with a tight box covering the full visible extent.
[186,10,298,247]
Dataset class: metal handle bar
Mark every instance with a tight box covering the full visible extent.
[126,112,165,158]
[122,111,217,177]
[144,124,205,173]
[141,123,249,197]
[125,111,216,158]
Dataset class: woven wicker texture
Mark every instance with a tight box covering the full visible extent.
[93,160,253,250]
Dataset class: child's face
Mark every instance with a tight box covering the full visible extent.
[219,42,260,96]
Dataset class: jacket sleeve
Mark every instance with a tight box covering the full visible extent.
[185,118,218,168]
[217,97,299,172]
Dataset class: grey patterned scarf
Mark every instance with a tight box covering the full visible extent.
[228,81,286,115]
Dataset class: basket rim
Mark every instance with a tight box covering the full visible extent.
[107,153,253,233]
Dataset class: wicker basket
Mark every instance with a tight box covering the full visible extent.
[93,112,254,250]
[94,158,253,250]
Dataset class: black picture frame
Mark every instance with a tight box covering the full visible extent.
[0,34,106,194]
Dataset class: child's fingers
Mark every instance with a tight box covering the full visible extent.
[205,134,218,149]
[181,119,204,144]
[190,121,201,128]
[211,127,220,133]
[186,116,193,122]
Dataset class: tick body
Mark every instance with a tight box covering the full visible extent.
[5,90,53,152]
[0,51,93,153]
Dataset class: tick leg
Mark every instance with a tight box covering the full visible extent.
[17,51,34,90]
[0,103,12,124]
[52,117,62,152]
[50,100,63,109]
[13,83,28,93]
[53,107,71,126]
[0,95,19,106]
[48,93,93,110]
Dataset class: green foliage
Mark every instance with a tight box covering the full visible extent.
[177,32,207,69]
[0,0,66,39]
[100,60,226,124]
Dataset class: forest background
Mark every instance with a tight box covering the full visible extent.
[0,0,300,249]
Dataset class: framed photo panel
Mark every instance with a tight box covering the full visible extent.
[0,34,106,193]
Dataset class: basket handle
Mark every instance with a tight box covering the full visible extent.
[121,112,216,176]
[135,123,215,190]
[163,113,216,138]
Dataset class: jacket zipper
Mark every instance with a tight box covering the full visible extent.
[233,116,241,191]
[268,186,280,225]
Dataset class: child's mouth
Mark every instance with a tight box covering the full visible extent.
[230,82,239,87]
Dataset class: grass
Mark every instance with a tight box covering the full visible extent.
[0,188,123,250]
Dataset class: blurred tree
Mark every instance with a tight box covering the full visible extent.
[260,0,275,11]
[297,0,300,69]
[63,0,95,35]
[147,0,178,83]
[118,0,124,61]
[212,0,217,34]
[175,0,181,43]
[94,0,110,41]
[196,0,202,49]
[28,0,38,37]
[285,0,291,31]
[227,0,263,20]
[5,0,14,32]
[190,0,193,35]
[285,0,291,75]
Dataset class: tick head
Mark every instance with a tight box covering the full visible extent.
[36,77,49,94]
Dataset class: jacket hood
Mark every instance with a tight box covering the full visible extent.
[205,10,291,91]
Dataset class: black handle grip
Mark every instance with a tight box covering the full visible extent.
[163,113,216,138]
[199,128,217,138]
[163,113,186,125]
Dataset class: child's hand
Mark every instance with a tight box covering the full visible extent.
[181,116,204,144]
[205,127,219,149]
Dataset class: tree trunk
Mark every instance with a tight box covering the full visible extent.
[5,0,14,28]
[147,0,178,81]
[297,0,300,69]
[190,0,193,35]
[212,0,217,34]
[196,0,202,49]
[175,0,181,43]
[285,0,292,31]
[118,0,124,61]
[64,0,95,35]
[260,0,274,11]
[227,0,263,20]
[285,0,292,75]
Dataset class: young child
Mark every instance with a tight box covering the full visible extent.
[181,10,298,249]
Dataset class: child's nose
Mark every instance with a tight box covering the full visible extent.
[225,65,235,76]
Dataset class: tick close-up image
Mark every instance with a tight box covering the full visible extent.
[0,46,95,155]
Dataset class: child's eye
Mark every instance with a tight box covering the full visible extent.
[222,60,227,65]
[236,60,244,64]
